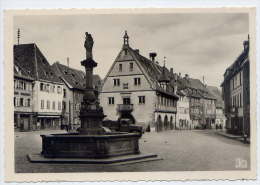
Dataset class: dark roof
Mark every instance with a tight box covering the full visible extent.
[176,76,216,100]
[207,86,224,108]
[14,43,62,83]
[223,38,249,83]
[125,47,178,98]
[52,62,101,91]
[14,62,34,81]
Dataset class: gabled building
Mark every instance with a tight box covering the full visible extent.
[52,62,102,130]
[176,74,216,129]
[221,36,250,137]
[14,61,34,131]
[14,43,64,130]
[100,31,179,132]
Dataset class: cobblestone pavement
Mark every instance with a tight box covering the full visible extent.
[15,129,250,173]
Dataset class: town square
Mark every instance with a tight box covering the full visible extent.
[11,11,252,174]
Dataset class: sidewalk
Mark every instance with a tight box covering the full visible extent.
[215,130,250,144]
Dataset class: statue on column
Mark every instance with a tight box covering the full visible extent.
[84,32,94,59]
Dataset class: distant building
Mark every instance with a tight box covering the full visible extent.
[221,36,250,136]
[14,43,64,130]
[14,62,34,131]
[100,31,179,132]
[52,62,102,130]
[207,86,226,129]
[177,74,216,129]
[176,89,191,129]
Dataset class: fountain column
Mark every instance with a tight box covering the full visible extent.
[78,32,105,135]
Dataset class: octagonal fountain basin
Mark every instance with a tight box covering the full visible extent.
[40,132,142,159]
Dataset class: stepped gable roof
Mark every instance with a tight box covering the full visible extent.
[14,43,62,83]
[52,62,101,91]
[207,86,224,108]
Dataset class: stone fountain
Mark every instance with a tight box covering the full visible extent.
[28,32,159,164]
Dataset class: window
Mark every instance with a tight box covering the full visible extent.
[40,83,44,91]
[63,89,66,98]
[113,79,120,86]
[20,98,24,106]
[41,100,44,109]
[57,86,62,94]
[14,97,16,106]
[124,49,127,55]
[138,96,145,104]
[119,64,122,72]
[47,100,50,109]
[27,99,31,107]
[129,63,133,71]
[52,101,55,110]
[134,78,141,86]
[58,101,61,110]
[123,83,128,89]
[62,101,66,110]
[108,97,114,105]
[46,84,50,92]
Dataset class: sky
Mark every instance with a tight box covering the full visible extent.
[13,13,249,88]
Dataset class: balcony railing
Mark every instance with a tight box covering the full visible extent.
[117,104,134,112]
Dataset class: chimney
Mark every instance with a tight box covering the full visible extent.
[67,57,70,67]
[179,73,181,77]
[170,68,173,74]
[149,52,157,62]
[185,74,189,79]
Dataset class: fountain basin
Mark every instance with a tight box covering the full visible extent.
[41,132,141,158]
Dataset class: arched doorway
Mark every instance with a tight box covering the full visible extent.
[156,115,163,132]
[164,115,169,130]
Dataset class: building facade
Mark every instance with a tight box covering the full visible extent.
[176,90,191,129]
[221,36,250,136]
[52,62,102,130]
[14,43,64,130]
[14,63,34,131]
[208,86,226,129]
[177,75,216,129]
[100,31,179,132]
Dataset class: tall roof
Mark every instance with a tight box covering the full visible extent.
[207,86,224,108]
[14,61,34,81]
[52,62,102,91]
[14,43,62,83]
[176,76,216,100]
[222,36,249,83]
[122,46,178,98]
